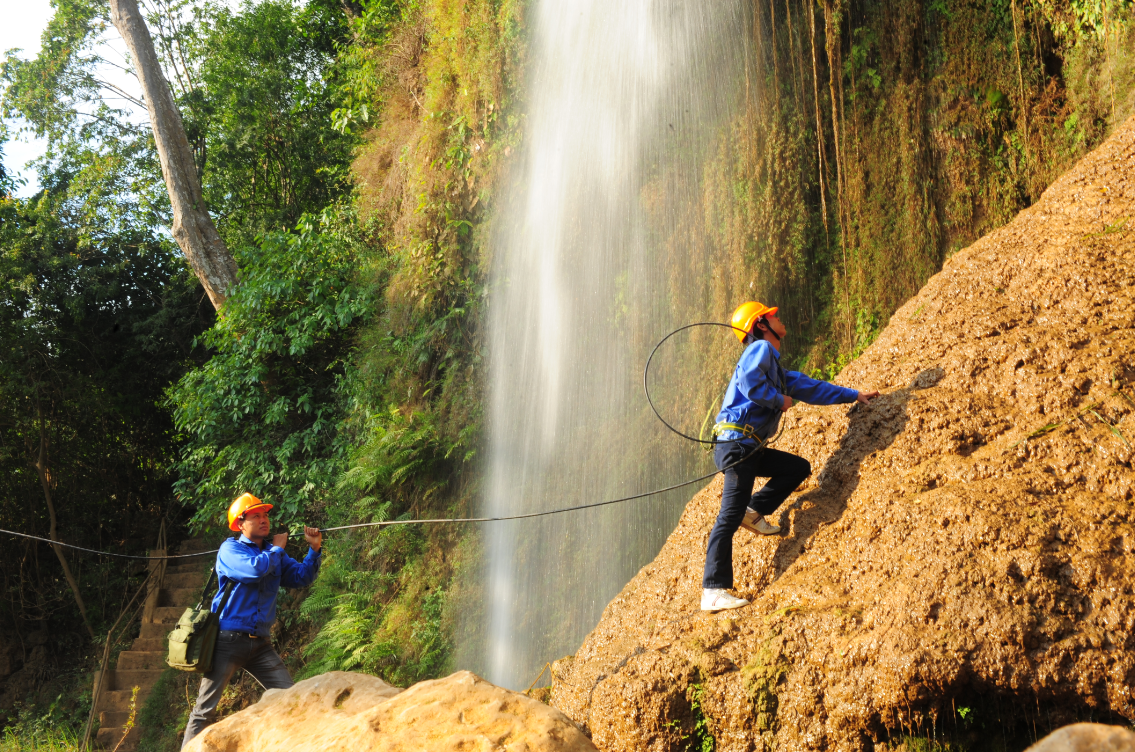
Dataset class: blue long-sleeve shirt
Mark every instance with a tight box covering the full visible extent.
[211,535,322,636]
[716,340,858,444]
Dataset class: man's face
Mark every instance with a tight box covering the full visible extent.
[764,313,787,341]
[240,508,271,540]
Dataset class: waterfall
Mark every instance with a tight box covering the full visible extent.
[473,0,750,689]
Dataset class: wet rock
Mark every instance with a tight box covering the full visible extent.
[551,115,1135,751]
[184,669,597,752]
[1026,723,1135,751]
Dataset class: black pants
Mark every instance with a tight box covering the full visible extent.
[702,442,811,589]
[182,632,293,747]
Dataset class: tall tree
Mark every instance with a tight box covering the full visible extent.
[108,0,237,309]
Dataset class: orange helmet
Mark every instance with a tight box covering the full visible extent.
[730,301,778,343]
[227,493,273,532]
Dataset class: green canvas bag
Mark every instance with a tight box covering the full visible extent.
[166,568,236,673]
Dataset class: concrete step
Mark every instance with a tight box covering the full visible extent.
[163,572,207,589]
[108,669,165,692]
[116,651,167,671]
[99,710,132,728]
[139,622,169,639]
[97,725,140,751]
[129,637,166,652]
[178,538,215,551]
[159,588,199,608]
[164,562,211,577]
[153,606,187,623]
[98,689,138,713]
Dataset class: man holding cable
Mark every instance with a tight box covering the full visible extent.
[182,493,323,747]
[701,302,878,612]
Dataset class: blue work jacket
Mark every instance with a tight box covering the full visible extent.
[716,339,858,444]
[212,535,321,637]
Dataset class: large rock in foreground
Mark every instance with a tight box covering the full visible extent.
[184,670,597,752]
[1026,723,1135,751]
[551,117,1135,751]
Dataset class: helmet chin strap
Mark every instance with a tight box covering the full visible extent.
[757,318,781,345]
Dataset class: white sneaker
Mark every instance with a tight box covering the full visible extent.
[739,508,781,535]
[701,588,750,612]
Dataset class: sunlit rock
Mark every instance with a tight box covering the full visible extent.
[184,669,597,752]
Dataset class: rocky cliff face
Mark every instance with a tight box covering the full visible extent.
[550,116,1135,751]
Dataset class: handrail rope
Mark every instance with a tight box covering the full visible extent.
[0,321,772,559]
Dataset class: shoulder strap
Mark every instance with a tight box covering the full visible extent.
[213,579,237,617]
[194,568,218,611]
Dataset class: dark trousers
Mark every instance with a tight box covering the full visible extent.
[702,442,811,589]
[182,632,294,747]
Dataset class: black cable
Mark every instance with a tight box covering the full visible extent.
[318,445,760,533]
[643,321,761,444]
[0,528,218,560]
[0,321,772,557]
[0,449,757,557]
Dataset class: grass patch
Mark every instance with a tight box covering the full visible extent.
[136,669,197,752]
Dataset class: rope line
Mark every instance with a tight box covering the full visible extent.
[0,528,218,560]
[1,322,768,559]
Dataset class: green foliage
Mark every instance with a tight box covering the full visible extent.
[330,0,409,135]
[742,640,788,734]
[686,684,715,752]
[0,189,208,634]
[169,206,372,531]
[2,0,356,249]
[290,0,524,684]
[702,0,1135,375]
[0,0,113,139]
[296,399,476,686]
[0,696,80,752]
[135,669,195,752]
[665,683,715,752]
[182,0,357,247]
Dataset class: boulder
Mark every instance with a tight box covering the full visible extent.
[184,669,597,752]
[1026,723,1135,752]
[551,115,1135,751]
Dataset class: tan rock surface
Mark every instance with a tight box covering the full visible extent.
[551,116,1135,751]
[184,669,597,752]
[1026,723,1135,751]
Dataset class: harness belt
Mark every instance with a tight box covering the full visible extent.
[712,422,766,441]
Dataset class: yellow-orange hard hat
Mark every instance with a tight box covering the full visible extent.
[730,301,778,343]
[227,493,273,532]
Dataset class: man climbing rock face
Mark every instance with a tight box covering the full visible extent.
[702,302,879,612]
[182,493,323,747]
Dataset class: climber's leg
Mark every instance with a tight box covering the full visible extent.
[703,441,761,590]
[748,449,812,517]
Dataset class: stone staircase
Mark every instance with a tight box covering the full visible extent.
[93,538,215,751]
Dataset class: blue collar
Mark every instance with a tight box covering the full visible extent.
[237,534,268,549]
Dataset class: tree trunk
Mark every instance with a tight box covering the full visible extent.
[108,0,238,310]
[808,0,830,246]
[34,403,96,640]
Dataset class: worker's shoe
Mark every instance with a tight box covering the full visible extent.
[739,507,781,535]
[701,588,750,612]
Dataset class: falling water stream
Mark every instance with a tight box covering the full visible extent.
[471,0,752,689]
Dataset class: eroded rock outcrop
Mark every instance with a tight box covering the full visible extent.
[184,670,597,752]
[551,117,1135,751]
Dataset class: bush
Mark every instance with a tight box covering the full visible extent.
[170,205,373,531]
